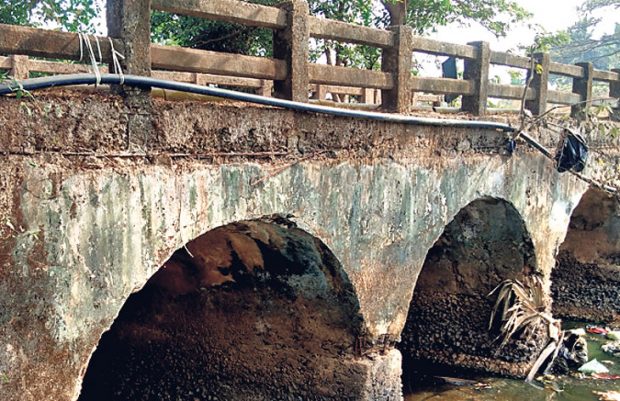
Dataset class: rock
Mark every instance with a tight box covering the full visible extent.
[594,391,620,401]
[607,331,620,341]
[602,341,620,356]
[578,359,609,375]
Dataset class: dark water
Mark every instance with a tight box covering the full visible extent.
[405,323,620,401]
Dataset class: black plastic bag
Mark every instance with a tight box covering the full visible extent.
[555,130,588,173]
[442,57,459,104]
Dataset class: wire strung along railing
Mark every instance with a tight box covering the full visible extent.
[0,0,618,118]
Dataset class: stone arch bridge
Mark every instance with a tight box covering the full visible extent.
[1,92,619,401]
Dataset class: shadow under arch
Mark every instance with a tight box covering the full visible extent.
[399,197,545,386]
[552,188,620,323]
[78,218,370,401]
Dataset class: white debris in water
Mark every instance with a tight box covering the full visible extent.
[578,359,610,374]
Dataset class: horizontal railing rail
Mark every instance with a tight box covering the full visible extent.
[412,37,477,59]
[151,0,288,29]
[308,64,393,90]
[0,24,119,62]
[0,0,618,118]
[0,54,275,95]
[490,52,531,69]
[308,17,394,48]
[151,44,287,80]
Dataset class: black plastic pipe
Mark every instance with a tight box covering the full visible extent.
[0,73,517,132]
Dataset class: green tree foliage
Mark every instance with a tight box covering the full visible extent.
[546,0,620,70]
[381,0,531,36]
[528,0,619,95]
[151,0,277,56]
[151,0,532,70]
[0,0,100,32]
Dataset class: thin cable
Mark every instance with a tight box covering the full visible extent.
[108,38,125,85]
[78,32,84,62]
[78,34,101,87]
[94,35,102,64]
[516,51,536,138]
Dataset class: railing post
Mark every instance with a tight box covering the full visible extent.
[571,62,593,118]
[106,0,152,151]
[256,80,273,97]
[312,84,327,100]
[273,0,309,102]
[9,55,29,80]
[609,68,619,121]
[381,25,413,113]
[361,88,374,104]
[106,0,151,78]
[462,41,490,116]
[525,52,550,116]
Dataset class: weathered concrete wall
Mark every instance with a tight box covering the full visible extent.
[552,189,620,323]
[0,92,617,401]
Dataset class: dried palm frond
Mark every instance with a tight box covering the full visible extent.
[489,277,552,346]
[488,276,562,382]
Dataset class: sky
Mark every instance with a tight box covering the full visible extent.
[418,0,619,79]
[91,0,617,81]
[93,0,618,48]
[431,0,617,51]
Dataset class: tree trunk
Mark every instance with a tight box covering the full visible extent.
[382,0,407,26]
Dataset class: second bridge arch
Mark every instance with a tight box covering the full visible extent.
[399,197,547,383]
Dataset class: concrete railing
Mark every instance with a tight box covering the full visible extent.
[0,54,275,96]
[1,0,619,117]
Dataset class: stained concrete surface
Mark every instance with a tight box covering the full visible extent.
[0,92,618,400]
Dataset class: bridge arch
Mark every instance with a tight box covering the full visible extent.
[77,218,386,401]
[399,197,545,384]
[552,188,620,323]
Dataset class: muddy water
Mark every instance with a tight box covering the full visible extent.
[404,323,620,401]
